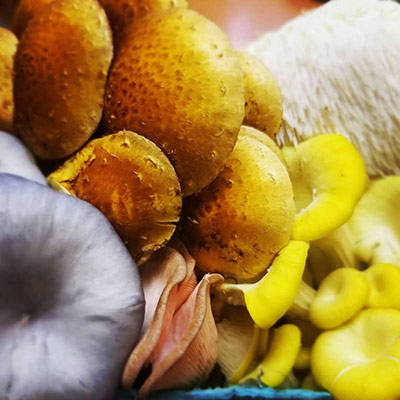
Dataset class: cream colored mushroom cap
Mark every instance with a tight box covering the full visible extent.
[246,0,400,177]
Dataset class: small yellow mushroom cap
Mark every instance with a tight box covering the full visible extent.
[349,176,400,266]
[364,263,400,310]
[309,268,369,330]
[282,134,368,241]
[237,51,283,138]
[241,324,301,387]
[312,308,400,400]
[183,127,295,281]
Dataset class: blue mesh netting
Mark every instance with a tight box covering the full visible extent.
[119,387,331,400]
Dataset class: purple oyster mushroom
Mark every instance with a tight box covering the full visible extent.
[0,174,144,400]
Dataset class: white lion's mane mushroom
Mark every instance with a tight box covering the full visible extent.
[0,131,47,185]
[246,0,400,177]
[0,174,144,400]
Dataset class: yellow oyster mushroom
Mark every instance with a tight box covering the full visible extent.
[237,51,283,138]
[213,241,309,329]
[289,318,320,371]
[287,279,316,320]
[282,134,368,241]
[302,265,314,287]
[290,318,320,370]
[216,307,261,384]
[241,324,301,387]
[256,329,270,360]
[312,308,400,400]
[301,374,322,392]
[364,263,400,310]
[183,127,295,281]
[307,223,359,286]
[294,347,311,370]
[309,268,369,330]
[349,176,400,266]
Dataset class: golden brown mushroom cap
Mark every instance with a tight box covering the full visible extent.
[11,0,53,37]
[182,127,295,281]
[238,51,283,138]
[0,28,17,133]
[100,0,188,38]
[13,0,113,159]
[48,131,182,264]
[103,8,245,196]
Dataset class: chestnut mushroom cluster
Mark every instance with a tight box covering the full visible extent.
[0,0,400,399]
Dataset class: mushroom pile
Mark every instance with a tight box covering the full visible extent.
[0,0,399,399]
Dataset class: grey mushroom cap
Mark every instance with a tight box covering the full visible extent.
[0,131,47,185]
[0,174,144,400]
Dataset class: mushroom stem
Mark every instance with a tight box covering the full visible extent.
[287,280,316,320]
[213,241,309,329]
[216,308,261,384]
[294,346,312,370]
[240,324,301,388]
[308,223,359,286]
[278,371,300,389]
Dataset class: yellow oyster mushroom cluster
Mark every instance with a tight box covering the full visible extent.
[276,175,400,399]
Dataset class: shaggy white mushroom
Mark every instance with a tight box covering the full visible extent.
[246,0,400,177]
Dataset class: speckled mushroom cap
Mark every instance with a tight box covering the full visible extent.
[11,0,53,37]
[0,27,17,133]
[0,174,144,400]
[13,0,113,160]
[100,0,188,39]
[103,8,245,196]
